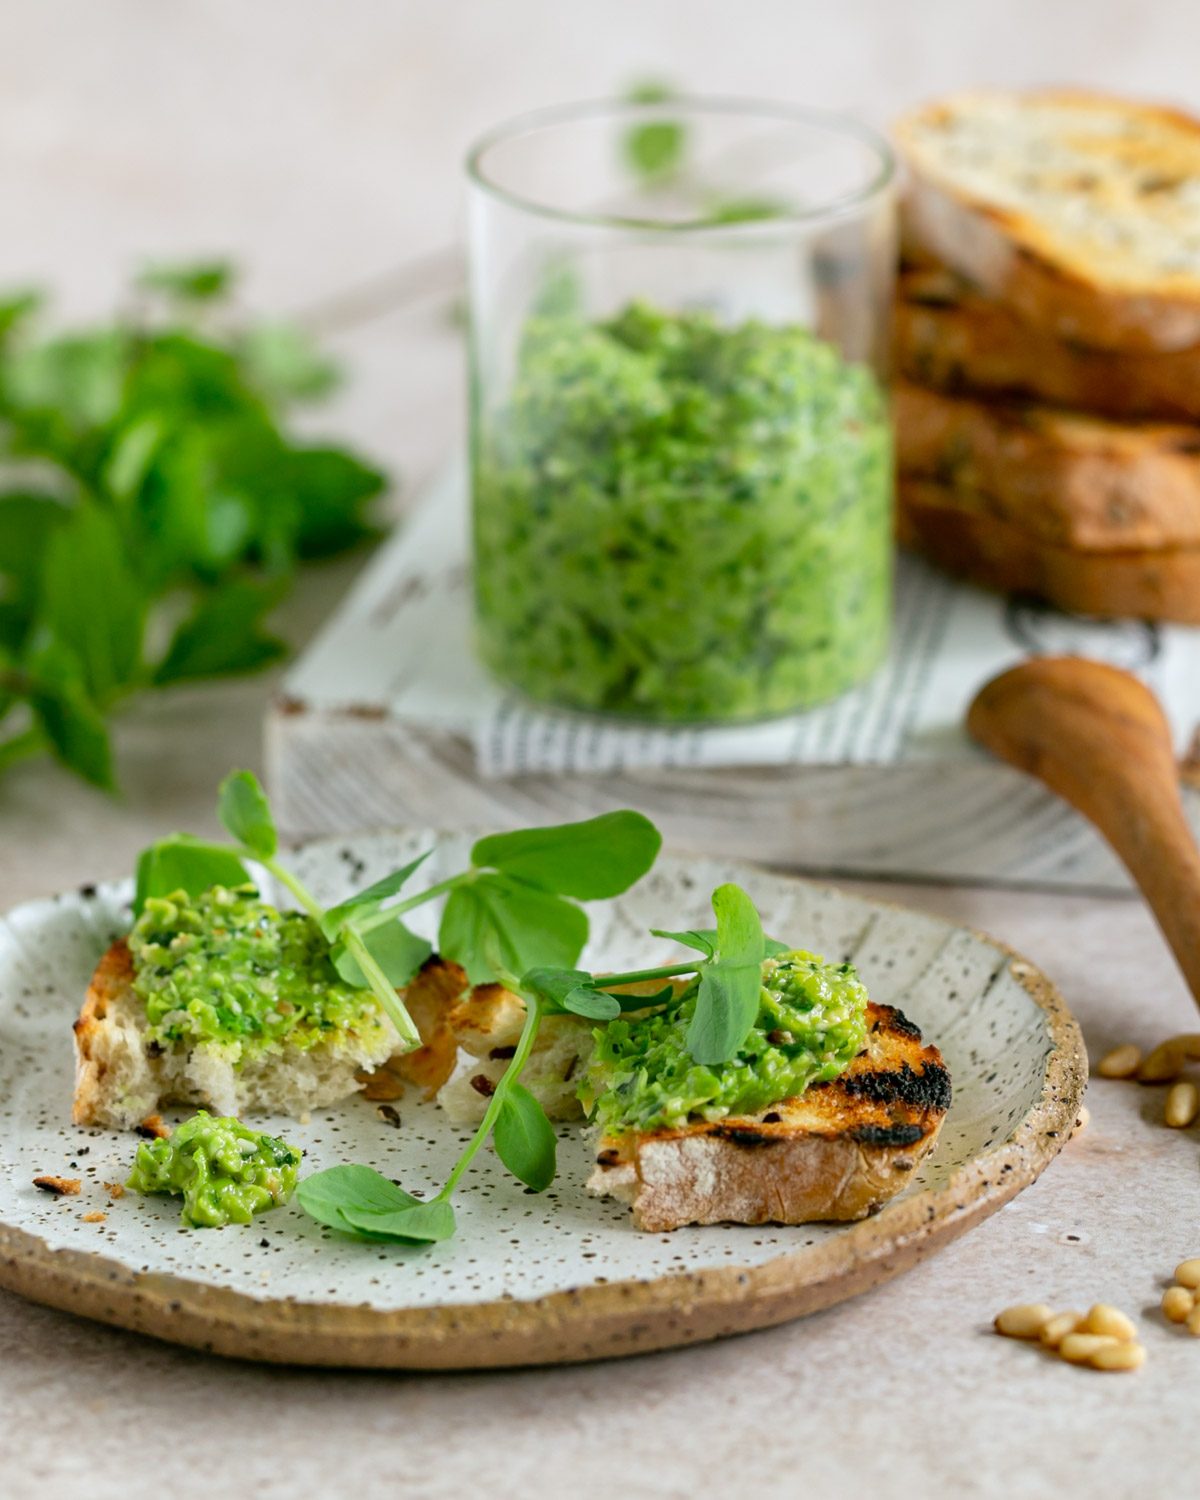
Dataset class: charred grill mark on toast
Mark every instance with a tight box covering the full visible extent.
[871,1005,924,1042]
[849,1122,927,1147]
[833,1060,952,1114]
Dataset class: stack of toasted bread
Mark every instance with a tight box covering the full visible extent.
[892,89,1200,622]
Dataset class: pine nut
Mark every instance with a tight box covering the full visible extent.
[1083,1303,1137,1341]
[1165,1080,1200,1128]
[1171,1033,1200,1061]
[1163,1286,1194,1323]
[1059,1332,1120,1363]
[1097,1044,1142,1079]
[1139,1039,1186,1083]
[1187,1303,1200,1337]
[1040,1311,1083,1347]
[1175,1258,1200,1288]
[994,1303,1053,1339]
[1089,1341,1146,1372]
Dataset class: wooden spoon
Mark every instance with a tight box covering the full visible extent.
[967,655,1200,1010]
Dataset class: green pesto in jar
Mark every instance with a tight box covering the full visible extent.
[582,949,869,1134]
[128,885,391,1062]
[472,300,892,722]
[126,1111,301,1227]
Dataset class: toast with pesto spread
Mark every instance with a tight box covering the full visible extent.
[73,888,403,1129]
[421,957,949,1232]
[585,1002,949,1232]
[896,89,1200,352]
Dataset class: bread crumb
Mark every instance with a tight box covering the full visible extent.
[135,1114,170,1140]
[33,1176,81,1196]
[81,1211,107,1224]
[103,1181,125,1199]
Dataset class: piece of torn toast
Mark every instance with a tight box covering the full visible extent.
[587,1002,950,1232]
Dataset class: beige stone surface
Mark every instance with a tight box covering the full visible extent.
[4,3,1200,1495]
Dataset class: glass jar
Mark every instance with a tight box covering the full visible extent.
[466,96,896,724]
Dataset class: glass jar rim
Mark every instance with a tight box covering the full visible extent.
[465,94,895,233]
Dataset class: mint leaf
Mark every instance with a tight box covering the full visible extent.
[493,1083,557,1191]
[38,504,144,706]
[134,834,253,915]
[25,643,114,790]
[470,810,661,900]
[319,851,431,941]
[331,920,432,990]
[137,261,234,301]
[439,874,588,985]
[216,768,276,857]
[685,884,766,1065]
[239,324,339,403]
[153,580,287,685]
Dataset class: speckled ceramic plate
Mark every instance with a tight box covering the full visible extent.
[0,832,1084,1368]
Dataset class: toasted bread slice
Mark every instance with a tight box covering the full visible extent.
[897,90,1200,351]
[894,379,1200,552]
[587,1003,948,1231]
[896,264,1200,422]
[73,940,399,1128]
[898,477,1200,623]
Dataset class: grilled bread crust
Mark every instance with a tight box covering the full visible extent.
[587,1003,950,1232]
[896,265,1200,423]
[897,90,1200,351]
[894,379,1200,552]
[898,477,1200,624]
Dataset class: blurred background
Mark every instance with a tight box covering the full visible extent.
[3,0,1198,890]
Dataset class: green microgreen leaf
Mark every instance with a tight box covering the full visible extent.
[341,1199,457,1244]
[685,884,766,1066]
[137,260,235,301]
[319,851,432,942]
[470,810,661,900]
[622,80,686,183]
[216,768,277,858]
[133,834,253,916]
[296,1165,421,1238]
[439,874,588,986]
[521,966,619,1020]
[650,928,715,959]
[330,918,432,990]
[492,1083,557,1191]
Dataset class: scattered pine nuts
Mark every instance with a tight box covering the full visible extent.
[1090,1341,1147,1372]
[1059,1332,1120,1363]
[1165,1080,1200,1128]
[1175,1258,1200,1289]
[1138,1039,1186,1084]
[1097,1043,1142,1079]
[994,1303,1053,1339]
[1163,1285,1194,1323]
[1083,1303,1138,1342]
[1040,1311,1083,1348]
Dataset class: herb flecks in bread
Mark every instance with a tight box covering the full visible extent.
[897,89,1200,350]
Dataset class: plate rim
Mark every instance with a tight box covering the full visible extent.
[0,840,1087,1369]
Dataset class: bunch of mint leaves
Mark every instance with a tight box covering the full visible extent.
[0,261,385,790]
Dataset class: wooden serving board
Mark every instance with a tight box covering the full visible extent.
[266,467,1200,894]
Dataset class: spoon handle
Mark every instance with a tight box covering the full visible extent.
[967,655,1200,1010]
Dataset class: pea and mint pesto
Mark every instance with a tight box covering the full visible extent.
[473,301,891,722]
[584,949,869,1134]
[127,1111,301,1227]
[128,885,391,1061]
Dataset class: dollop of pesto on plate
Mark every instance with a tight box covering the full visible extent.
[128,885,390,1062]
[473,300,892,722]
[126,1111,301,1227]
[583,949,869,1134]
